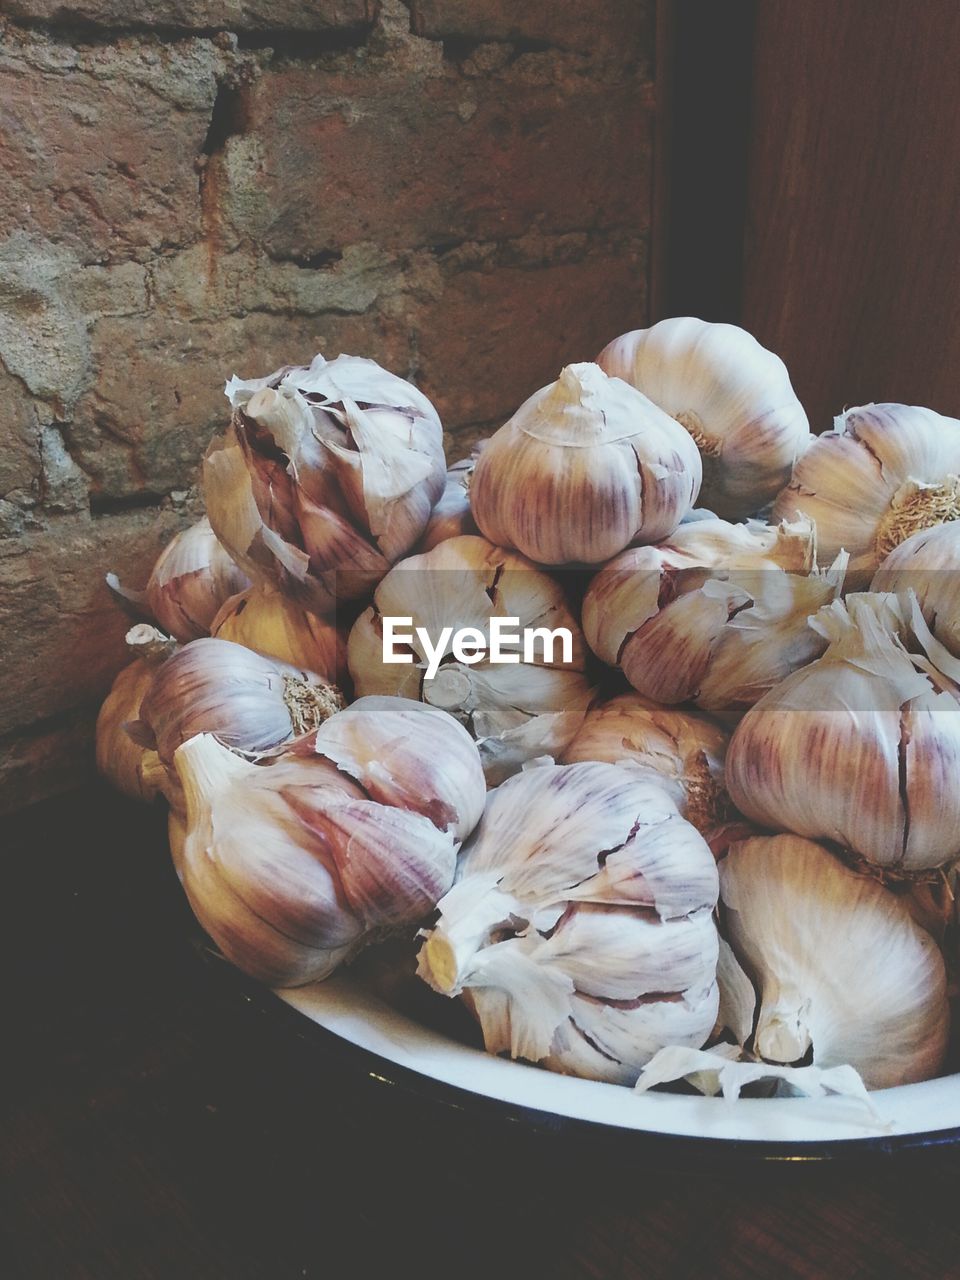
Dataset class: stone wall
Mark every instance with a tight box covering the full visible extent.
[0,0,656,812]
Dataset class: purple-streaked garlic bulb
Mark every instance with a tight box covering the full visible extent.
[203,354,446,614]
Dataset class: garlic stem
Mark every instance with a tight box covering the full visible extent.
[126,623,178,664]
[419,874,525,995]
[754,984,813,1065]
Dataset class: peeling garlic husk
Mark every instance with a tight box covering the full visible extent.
[726,592,960,872]
[582,515,846,722]
[210,584,348,686]
[470,362,702,566]
[872,520,960,658]
[347,535,594,783]
[417,760,720,1084]
[135,636,343,769]
[96,660,167,803]
[773,402,960,583]
[173,725,479,988]
[416,456,479,552]
[597,317,811,520]
[561,692,731,835]
[204,354,446,613]
[718,834,949,1088]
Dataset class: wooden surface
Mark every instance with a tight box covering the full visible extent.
[4,785,960,1279]
[741,0,960,432]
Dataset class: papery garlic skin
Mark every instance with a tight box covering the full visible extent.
[726,593,960,871]
[582,516,844,721]
[204,354,446,613]
[872,520,960,658]
[211,584,347,685]
[417,761,720,1084]
[137,636,342,768]
[96,660,167,803]
[347,536,593,782]
[561,693,730,834]
[175,733,461,987]
[773,403,960,582]
[470,363,702,566]
[720,835,949,1088]
[597,317,810,520]
[311,695,487,842]
[417,457,479,552]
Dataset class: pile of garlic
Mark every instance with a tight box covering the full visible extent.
[96,327,960,1107]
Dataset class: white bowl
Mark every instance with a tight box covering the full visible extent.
[276,972,960,1152]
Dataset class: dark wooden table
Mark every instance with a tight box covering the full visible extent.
[4,786,960,1279]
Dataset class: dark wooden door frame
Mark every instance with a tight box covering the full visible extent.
[651,0,757,325]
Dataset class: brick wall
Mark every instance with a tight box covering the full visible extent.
[0,0,656,811]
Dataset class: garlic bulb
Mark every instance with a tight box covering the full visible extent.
[107,517,250,643]
[211,584,347,685]
[719,835,949,1088]
[416,457,479,552]
[561,693,731,834]
[145,518,250,642]
[598,318,810,520]
[174,731,471,987]
[872,520,960,658]
[96,660,166,803]
[310,695,487,842]
[726,593,960,871]
[204,353,446,613]
[417,761,720,1084]
[135,636,343,768]
[470,362,702,566]
[773,403,960,581]
[347,535,594,782]
[582,516,846,721]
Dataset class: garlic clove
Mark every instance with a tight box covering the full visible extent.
[545,984,720,1086]
[210,584,347,685]
[417,456,479,552]
[718,835,949,1088]
[311,695,487,842]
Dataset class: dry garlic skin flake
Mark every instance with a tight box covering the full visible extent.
[598,316,810,520]
[418,761,721,1084]
[470,362,702,566]
[773,402,960,581]
[720,835,949,1089]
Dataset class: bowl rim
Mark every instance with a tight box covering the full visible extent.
[195,943,960,1164]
